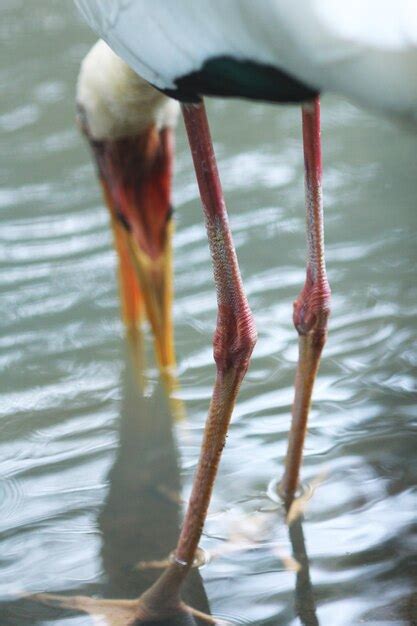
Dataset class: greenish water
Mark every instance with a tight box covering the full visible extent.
[1,2,416,625]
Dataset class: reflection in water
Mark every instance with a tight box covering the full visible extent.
[0,348,323,626]
[126,330,186,423]
[98,353,210,618]
[0,353,210,625]
[1,3,416,622]
[288,516,319,626]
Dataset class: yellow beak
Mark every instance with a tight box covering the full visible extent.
[125,219,175,372]
[86,125,181,410]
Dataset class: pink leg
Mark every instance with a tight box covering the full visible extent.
[141,100,257,608]
[280,97,331,505]
[176,100,257,564]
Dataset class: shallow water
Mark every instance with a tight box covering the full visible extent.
[1,3,416,625]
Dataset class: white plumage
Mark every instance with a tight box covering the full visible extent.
[75,0,417,123]
[77,39,179,140]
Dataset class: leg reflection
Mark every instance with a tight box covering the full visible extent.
[288,515,319,626]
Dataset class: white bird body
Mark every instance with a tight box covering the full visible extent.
[75,0,417,122]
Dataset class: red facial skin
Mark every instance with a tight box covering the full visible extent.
[89,125,174,260]
[78,107,177,371]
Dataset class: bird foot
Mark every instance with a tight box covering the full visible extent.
[31,592,225,625]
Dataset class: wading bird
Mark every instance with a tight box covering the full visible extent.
[36,0,417,622]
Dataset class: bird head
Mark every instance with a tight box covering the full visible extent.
[77,40,180,372]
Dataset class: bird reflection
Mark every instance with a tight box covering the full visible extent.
[0,349,321,625]
[0,351,209,625]
[98,351,210,617]
[287,515,319,626]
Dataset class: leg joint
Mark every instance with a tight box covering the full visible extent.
[213,305,257,373]
[293,268,331,338]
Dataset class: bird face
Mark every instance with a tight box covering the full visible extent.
[81,109,176,371]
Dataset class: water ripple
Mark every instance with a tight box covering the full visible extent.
[0,5,416,624]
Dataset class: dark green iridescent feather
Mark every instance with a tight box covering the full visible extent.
[163,56,318,104]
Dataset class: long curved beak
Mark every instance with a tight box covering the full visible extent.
[91,126,176,373]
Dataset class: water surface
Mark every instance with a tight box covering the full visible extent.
[1,2,416,625]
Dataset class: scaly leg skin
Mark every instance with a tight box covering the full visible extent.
[141,99,257,606]
[33,100,255,624]
[174,100,257,567]
[280,97,331,507]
